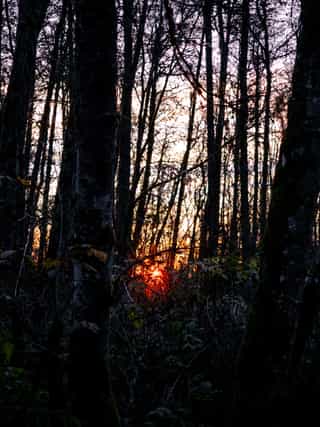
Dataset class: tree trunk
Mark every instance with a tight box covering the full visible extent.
[203,0,215,257]
[170,36,203,267]
[27,1,67,257]
[38,82,60,265]
[230,103,240,253]
[116,0,133,258]
[117,0,148,258]
[0,0,3,104]
[235,1,320,420]
[69,1,119,425]
[0,0,49,251]
[127,63,153,250]
[132,20,170,251]
[259,0,272,237]
[252,41,261,250]
[237,0,251,260]
[47,5,74,259]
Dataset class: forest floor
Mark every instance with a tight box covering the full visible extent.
[1,253,320,426]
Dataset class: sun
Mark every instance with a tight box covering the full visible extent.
[151,267,162,278]
[130,261,170,300]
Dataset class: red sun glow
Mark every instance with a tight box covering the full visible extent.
[151,268,162,278]
[131,261,169,299]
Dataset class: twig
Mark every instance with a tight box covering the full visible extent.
[165,343,210,402]
[14,218,35,297]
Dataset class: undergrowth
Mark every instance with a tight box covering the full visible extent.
[1,255,320,426]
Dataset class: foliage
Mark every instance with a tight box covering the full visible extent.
[195,254,259,286]
[0,331,14,364]
[1,253,320,426]
[107,257,255,426]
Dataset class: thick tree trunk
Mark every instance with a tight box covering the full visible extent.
[69,1,119,425]
[235,1,320,420]
[0,0,49,250]
[0,0,3,103]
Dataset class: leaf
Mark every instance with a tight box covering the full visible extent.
[128,308,144,329]
[69,245,108,263]
[17,176,31,187]
[2,341,14,363]
[87,247,108,263]
[43,258,62,270]
[133,319,144,329]
[128,309,136,321]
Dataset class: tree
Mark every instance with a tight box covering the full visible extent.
[132,10,168,251]
[212,0,234,254]
[251,37,262,250]
[201,0,215,258]
[237,0,251,259]
[170,34,204,267]
[28,0,68,262]
[116,0,148,258]
[68,0,119,425]
[235,0,320,420]
[258,0,272,237]
[47,4,75,260]
[0,0,50,251]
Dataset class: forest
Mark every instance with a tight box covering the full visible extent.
[1,0,320,425]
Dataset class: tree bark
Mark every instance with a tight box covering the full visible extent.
[237,0,251,260]
[259,0,272,237]
[203,0,216,257]
[69,1,119,425]
[0,0,3,104]
[212,0,232,255]
[235,0,320,420]
[0,0,49,251]
[252,40,261,250]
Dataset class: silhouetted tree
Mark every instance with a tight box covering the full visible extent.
[236,0,320,421]
[0,0,50,250]
[68,1,119,425]
[237,0,251,259]
[117,0,148,258]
